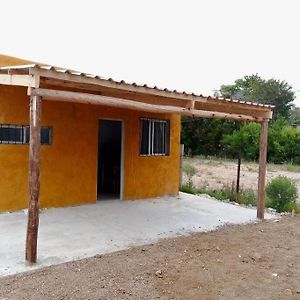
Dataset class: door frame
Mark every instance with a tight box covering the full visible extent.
[97,118,124,200]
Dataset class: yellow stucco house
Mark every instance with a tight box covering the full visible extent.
[0,54,273,214]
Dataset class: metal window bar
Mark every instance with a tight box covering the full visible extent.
[147,120,152,155]
[0,124,23,144]
[140,118,169,156]
[0,124,52,145]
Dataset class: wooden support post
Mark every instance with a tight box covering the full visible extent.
[179,144,185,188]
[236,150,241,203]
[257,120,269,219]
[25,95,42,263]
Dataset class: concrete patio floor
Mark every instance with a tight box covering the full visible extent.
[0,192,273,277]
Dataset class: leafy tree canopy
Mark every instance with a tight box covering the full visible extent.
[221,122,260,160]
[289,107,300,125]
[221,117,300,164]
[220,74,295,119]
[181,117,238,156]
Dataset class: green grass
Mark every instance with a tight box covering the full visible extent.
[181,184,253,204]
[266,162,300,173]
[283,202,300,213]
[281,164,300,173]
[180,184,300,213]
[266,197,300,213]
[193,186,234,201]
[187,155,237,165]
[238,189,257,206]
[180,184,196,194]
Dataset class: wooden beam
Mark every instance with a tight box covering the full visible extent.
[25,76,41,263]
[29,88,263,122]
[257,120,269,219]
[40,78,188,108]
[193,111,260,122]
[40,77,273,120]
[0,74,35,87]
[0,66,273,120]
[29,67,274,120]
[195,101,273,120]
[30,67,207,103]
[185,100,195,109]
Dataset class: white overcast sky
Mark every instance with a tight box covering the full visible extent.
[1,0,300,105]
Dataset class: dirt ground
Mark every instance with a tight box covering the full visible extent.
[0,215,299,300]
[184,158,300,202]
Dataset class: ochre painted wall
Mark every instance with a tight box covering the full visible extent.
[0,85,180,212]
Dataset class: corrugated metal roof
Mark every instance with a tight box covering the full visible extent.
[0,64,274,109]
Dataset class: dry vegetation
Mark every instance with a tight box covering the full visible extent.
[183,157,300,202]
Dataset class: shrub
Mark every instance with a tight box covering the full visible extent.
[182,163,197,187]
[180,184,196,194]
[266,176,298,212]
[239,189,257,206]
[281,202,300,213]
[209,188,235,201]
[194,186,235,202]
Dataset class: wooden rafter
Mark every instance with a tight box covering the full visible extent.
[39,77,272,120]
[29,67,207,103]
[0,66,273,120]
[194,101,273,120]
[0,74,35,87]
[28,88,264,122]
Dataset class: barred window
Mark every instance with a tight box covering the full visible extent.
[0,124,52,145]
[140,119,170,156]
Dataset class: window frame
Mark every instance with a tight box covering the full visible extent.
[0,124,53,145]
[0,124,26,145]
[140,118,170,156]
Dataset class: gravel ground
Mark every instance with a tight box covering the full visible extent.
[0,215,299,300]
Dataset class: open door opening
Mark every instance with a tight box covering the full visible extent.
[97,120,122,200]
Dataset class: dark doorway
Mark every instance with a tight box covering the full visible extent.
[97,120,122,200]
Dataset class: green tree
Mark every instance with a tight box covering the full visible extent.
[220,75,295,119]
[289,107,300,125]
[268,118,300,164]
[222,117,300,164]
[221,123,260,160]
[181,75,296,158]
[181,117,238,156]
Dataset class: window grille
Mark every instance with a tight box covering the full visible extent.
[140,119,170,156]
[0,124,52,145]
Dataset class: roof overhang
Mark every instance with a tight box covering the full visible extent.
[0,64,274,122]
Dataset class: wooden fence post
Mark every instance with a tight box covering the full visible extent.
[25,95,42,263]
[236,150,241,203]
[257,120,269,219]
